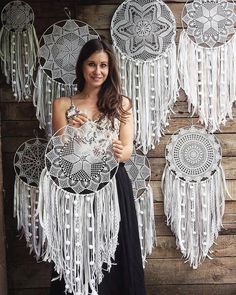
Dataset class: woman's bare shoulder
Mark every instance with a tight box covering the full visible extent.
[53,96,72,110]
[121,96,132,111]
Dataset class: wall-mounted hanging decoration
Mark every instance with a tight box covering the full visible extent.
[38,121,119,294]
[111,0,177,154]
[162,126,229,269]
[178,0,236,132]
[33,18,99,136]
[0,0,39,101]
[14,137,47,259]
[125,148,156,265]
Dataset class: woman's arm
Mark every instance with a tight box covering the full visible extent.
[52,97,69,133]
[112,97,134,162]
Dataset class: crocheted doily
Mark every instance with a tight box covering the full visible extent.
[39,19,98,84]
[1,1,34,31]
[182,0,236,47]
[166,126,222,182]
[111,0,176,61]
[45,122,118,194]
[125,149,151,199]
[14,138,47,187]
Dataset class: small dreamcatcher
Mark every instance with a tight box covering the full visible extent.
[0,1,39,101]
[38,121,119,295]
[125,148,156,265]
[111,0,178,154]
[161,126,229,268]
[178,0,236,132]
[14,137,47,259]
[33,13,99,136]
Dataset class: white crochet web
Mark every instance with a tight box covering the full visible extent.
[39,19,99,84]
[1,1,34,31]
[45,122,118,194]
[182,0,236,47]
[111,0,176,61]
[125,149,151,199]
[14,138,47,187]
[166,126,221,182]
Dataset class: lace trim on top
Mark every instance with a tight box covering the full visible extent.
[65,97,120,136]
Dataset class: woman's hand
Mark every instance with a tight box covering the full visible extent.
[112,139,124,162]
[67,113,88,127]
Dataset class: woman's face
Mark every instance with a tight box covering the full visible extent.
[82,50,109,89]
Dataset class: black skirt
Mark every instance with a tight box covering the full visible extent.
[50,163,146,295]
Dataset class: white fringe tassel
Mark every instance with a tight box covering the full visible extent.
[178,30,236,132]
[135,184,156,267]
[14,176,44,259]
[33,67,78,136]
[38,168,121,294]
[162,164,228,269]
[115,43,177,154]
[0,26,38,101]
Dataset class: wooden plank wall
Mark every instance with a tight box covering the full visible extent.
[1,0,236,294]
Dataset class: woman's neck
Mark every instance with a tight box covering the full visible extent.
[80,85,100,103]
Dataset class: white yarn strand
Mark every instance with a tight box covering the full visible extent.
[38,169,120,294]
[135,184,156,267]
[14,176,43,259]
[178,30,236,132]
[33,69,78,136]
[162,165,227,269]
[116,43,177,154]
[0,25,38,101]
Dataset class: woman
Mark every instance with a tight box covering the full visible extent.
[50,38,146,295]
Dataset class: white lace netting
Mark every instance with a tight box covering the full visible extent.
[0,1,38,100]
[111,0,177,153]
[14,138,47,258]
[39,119,121,294]
[182,0,236,48]
[45,121,118,194]
[162,126,229,268]
[125,149,156,265]
[166,126,221,182]
[111,0,175,61]
[33,19,99,135]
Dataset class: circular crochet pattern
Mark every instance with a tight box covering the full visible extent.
[166,126,221,182]
[182,0,236,47]
[39,19,98,84]
[111,0,176,61]
[45,122,118,194]
[1,1,34,32]
[125,149,151,199]
[14,138,47,187]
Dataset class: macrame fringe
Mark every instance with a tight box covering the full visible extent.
[0,25,38,101]
[33,67,78,136]
[162,164,228,269]
[114,43,177,154]
[38,168,121,294]
[178,30,236,132]
[135,184,156,267]
[14,176,44,259]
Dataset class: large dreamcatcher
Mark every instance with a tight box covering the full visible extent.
[111,0,178,154]
[125,149,156,265]
[14,137,47,259]
[38,121,119,294]
[178,0,236,132]
[162,126,229,268]
[33,17,99,136]
[0,1,39,101]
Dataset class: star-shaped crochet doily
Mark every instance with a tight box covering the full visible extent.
[39,19,98,84]
[182,0,236,47]
[111,0,175,60]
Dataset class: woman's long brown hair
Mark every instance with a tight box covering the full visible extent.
[75,38,131,124]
